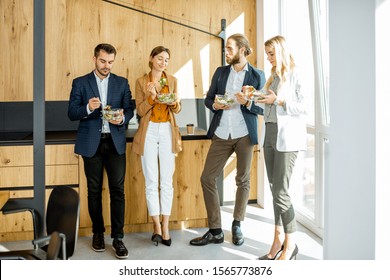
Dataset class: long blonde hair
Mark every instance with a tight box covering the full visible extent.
[264,35,295,89]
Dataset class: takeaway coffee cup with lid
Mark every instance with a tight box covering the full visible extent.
[186,124,194,135]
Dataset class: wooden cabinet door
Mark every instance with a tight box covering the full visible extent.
[78,143,149,231]
[0,144,79,242]
[170,140,210,221]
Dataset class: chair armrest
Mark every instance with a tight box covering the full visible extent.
[2,207,38,240]
[32,232,67,260]
[32,235,51,248]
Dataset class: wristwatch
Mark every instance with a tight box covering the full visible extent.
[273,98,280,106]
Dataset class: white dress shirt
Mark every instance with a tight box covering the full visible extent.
[214,64,249,140]
[87,72,111,133]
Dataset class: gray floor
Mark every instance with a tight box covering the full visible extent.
[1,204,323,260]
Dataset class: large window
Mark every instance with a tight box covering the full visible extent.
[278,0,329,237]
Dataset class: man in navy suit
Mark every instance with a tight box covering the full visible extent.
[68,43,135,259]
[190,34,265,246]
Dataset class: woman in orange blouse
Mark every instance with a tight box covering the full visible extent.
[132,46,181,246]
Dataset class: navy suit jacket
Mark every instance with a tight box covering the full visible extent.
[205,64,266,145]
[68,71,135,157]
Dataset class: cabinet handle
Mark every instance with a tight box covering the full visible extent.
[5,159,11,164]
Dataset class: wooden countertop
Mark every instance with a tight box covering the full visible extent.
[0,127,209,146]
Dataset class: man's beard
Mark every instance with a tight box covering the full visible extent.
[97,67,110,77]
[226,53,240,65]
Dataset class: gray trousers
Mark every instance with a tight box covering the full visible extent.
[263,123,298,234]
[200,135,254,229]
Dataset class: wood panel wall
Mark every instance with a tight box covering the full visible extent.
[0,0,33,101]
[1,0,257,101]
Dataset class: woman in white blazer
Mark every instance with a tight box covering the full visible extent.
[256,36,308,260]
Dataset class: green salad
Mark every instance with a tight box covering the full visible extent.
[102,106,122,121]
[157,92,176,103]
[215,95,234,105]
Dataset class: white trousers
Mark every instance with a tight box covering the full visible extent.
[141,121,175,216]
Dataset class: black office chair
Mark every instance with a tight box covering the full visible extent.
[0,231,66,260]
[44,231,66,260]
[0,186,80,260]
[41,186,80,259]
[32,231,66,260]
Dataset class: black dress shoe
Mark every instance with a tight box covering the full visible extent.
[112,238,128,259]
[92,233,105,252]
[189,231,224,246]
[232,225,244,246]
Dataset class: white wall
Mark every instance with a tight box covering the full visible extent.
[374,0,390,260]
[256,0,281,208]
[325,0,377,259]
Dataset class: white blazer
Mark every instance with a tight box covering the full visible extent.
[259,69,308,152]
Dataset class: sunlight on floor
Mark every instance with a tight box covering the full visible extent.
[0,204,323,260]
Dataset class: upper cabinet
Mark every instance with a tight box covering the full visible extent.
[1,0,257,101]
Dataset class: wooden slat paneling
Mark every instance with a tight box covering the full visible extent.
[0,0,34,101]
[0,0,256,101]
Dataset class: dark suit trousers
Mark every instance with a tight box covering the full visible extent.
[200,135,254,229]
[82,136,126,239]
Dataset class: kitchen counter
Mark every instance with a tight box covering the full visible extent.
[0,127,209,146]
[0,127,212,241]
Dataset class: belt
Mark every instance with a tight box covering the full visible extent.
[100,133,111,139]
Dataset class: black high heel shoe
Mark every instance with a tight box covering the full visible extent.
[289,245,299,260]
[258,245,284,260]
[160,222,171,246]
[151,234,162,246]
[161,238,172,247]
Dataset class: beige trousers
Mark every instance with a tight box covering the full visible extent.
[200,135,254,229]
